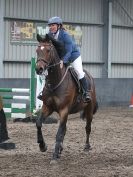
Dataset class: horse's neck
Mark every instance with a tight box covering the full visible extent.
[47,46,63,88]
[48,62,62,88]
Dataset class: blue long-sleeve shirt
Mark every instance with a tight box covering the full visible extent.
[49,29,80,63]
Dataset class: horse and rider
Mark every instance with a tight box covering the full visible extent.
[35,16,98,160]
[37,16,91,103]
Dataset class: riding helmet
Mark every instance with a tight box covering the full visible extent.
[48,16,63,25]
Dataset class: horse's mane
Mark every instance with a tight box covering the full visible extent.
[37,34,66,58]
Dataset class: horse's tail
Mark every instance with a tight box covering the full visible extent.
[93,100,98,115]
[84,71,98,114]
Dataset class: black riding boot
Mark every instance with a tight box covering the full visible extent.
[79,76,91,102]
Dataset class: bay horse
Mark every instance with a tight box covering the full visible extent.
[35,34,98,160]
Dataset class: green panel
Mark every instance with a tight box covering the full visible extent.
[5,113,11,119]
[4,104,11,108]
[12,108,26,113]
[2,96,13,99]
[30,57,35,113]
[0,88,12,92]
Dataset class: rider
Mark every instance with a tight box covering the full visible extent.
[38,16,91,102]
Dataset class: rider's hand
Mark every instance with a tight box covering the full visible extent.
[60,60,63,69]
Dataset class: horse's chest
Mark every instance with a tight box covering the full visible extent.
[52,96,62,106]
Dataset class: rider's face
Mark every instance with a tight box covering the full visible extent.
[48,24,58,33]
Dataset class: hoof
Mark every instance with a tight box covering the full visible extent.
[39,143,47,152]
[50,159,58,165]
[53,152,60,160]
[84,144,92,151]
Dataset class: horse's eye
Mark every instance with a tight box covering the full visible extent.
[47,49,50,52]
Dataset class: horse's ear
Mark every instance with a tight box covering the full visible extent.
[36,34,43,42]
[45,34,50,41]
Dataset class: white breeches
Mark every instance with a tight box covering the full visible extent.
[71,56,85,79]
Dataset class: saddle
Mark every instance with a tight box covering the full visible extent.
[68,66,81,93]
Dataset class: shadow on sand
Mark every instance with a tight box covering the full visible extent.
[0,142,16,150]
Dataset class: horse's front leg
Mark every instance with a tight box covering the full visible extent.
[36,112,47,152]
[53,111,68,160]
[36,105,51,152]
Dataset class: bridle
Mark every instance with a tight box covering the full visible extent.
[36,42,69,91]
[36,43,61,71]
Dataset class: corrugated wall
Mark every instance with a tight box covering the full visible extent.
[3,0,104,78]
[112,0,133,78]
[113,0,133,26]
[2,0,133,78]
[81,25,103,77]
[5,0,103,23]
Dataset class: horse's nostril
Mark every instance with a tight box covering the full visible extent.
[39,67,43,74]
[35,67,43,75]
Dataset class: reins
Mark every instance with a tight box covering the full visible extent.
[47,61,61,69]
[45,66,70,91]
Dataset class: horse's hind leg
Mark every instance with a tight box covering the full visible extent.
[84,108,93,151]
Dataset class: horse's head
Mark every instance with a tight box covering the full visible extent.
[35,34,66,75]
[35,34,54,75]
